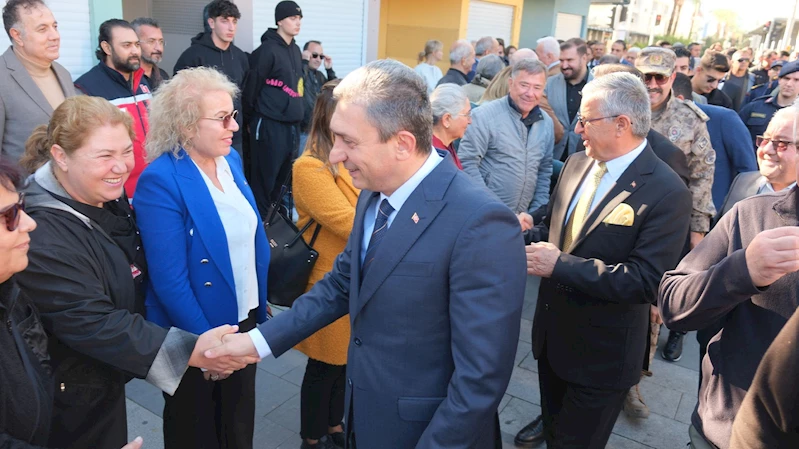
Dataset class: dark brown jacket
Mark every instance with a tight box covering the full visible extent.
[659,187,799,449]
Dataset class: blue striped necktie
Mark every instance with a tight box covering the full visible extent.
[362,198,394,278]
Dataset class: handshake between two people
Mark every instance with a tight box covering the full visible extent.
[187,325,261,381]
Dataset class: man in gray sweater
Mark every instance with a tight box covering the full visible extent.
[459,58,554,218]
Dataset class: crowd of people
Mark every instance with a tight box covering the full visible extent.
[2,0,799,448]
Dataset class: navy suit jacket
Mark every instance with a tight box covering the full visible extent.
[134,149,269,334]
[257,152,527,448]
[696,103,758,211]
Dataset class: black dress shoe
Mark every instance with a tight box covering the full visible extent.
[514,415,545,448]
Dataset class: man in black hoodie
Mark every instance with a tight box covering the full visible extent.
[245,0,304,216]
[173,0,248,154]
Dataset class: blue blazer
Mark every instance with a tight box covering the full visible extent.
[134,149,269,334]
[696,103,758,212]
[257,152,527,448]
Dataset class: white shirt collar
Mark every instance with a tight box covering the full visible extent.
[547,60,560,70]
[601,139,648,179]
[378,149,443,213]
[759,176,797,193]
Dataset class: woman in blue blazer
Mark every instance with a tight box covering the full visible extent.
[134,67,269,449]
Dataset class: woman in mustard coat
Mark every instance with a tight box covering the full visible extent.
[292,80,359,449]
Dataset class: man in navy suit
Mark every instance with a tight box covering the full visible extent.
[207,59,528,448]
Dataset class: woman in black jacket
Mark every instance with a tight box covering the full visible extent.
[12,96,255,449]
[0,159,147,449]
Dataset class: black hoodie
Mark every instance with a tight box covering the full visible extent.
[174,32,249,149]
[244,28,304,124]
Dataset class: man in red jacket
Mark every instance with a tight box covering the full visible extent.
[74,19,150,199]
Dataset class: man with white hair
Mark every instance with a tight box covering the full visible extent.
[536,36,561,77]
[437,39,475,87]
[519,72,692,449]
[509,47,538,65]
[625,47,641,65]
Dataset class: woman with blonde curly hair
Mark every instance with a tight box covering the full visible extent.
[134,66,271,449]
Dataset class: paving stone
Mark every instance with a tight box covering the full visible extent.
[504,366,541,405]
[252,417,298,449]
[519,318,533,344]
[515,340,532,365]
[258,349,309,377]
[126,378,165,418]
[637,377,682,420]
[646,358,700,396]
[255,369,301,418]
[499,393,512,413]
[518,351,537,373]
[675,394,697,425]
[126,399,164,448]
[655,327,701,373]
[521,301,537,320]
[606,433,655,449]
[612,407,690,449]
[265,393,302,433]
[498,397,541,437]
[281,363,307,387]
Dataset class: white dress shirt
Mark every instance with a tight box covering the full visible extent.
[249,149,444,358]
[193,156,259,322]
[566,139,648,222]
[757,177,796,194]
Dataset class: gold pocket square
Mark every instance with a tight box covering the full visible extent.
[602,203,635,226]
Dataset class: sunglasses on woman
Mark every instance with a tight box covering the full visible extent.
[643,73,670,85]
[200,110,238,128]
[1,194,25,232]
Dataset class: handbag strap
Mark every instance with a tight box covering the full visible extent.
[286,218,323,247]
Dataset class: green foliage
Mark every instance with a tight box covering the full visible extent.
[631,34,689,49]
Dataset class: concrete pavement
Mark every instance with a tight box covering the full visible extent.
[126,276,700,449]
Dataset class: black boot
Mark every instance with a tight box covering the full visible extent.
[514,415,545,447]
[662,330,685,362]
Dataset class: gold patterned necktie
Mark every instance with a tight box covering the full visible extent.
[563,162,608,250]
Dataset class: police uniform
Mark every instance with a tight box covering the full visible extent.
[738,94,785,149]
[738,60,799,149]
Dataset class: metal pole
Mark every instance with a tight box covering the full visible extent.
[784,0,799,51]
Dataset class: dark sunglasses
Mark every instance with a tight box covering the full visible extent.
[200,110,238,127]
[1,194,25,232]
[644,73,670,85]
[311,53,325,59]
[756,136,798,151]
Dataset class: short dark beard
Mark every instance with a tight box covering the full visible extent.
[111,51,140,74]
[142,53,161,65]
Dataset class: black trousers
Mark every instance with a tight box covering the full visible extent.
[249,115,300,217]
[162,312,257,449]
[300,358,346,440]
[538,350,627,449]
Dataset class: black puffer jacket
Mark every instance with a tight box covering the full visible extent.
[0,279,52,448]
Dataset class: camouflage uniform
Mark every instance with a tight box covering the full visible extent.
[637,47,717,233]
[650,95,716,233]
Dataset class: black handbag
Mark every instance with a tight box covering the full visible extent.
[263,183,322,307]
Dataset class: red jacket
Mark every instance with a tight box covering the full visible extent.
[75,63,151,197]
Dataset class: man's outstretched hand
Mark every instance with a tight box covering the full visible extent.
[188,325,260,374]
[204,332,259,360]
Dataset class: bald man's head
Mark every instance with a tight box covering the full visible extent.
[510,48,538,65]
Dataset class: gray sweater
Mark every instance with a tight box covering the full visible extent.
[659,187,799,449]
[459,96,554,214]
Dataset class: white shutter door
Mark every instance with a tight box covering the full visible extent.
[554,13,583,41]
[253,0,366,77]
[0,0,93,79]
[466,1,514,46]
